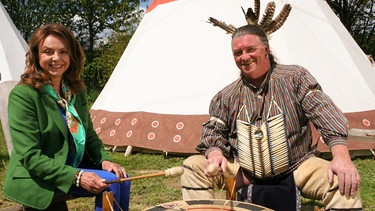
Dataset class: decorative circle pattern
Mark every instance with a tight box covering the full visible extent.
[131,118,137,125]
[176,122,184,130]
[363,119,370,127]
[126,130,133,138]
[173,135,182,143]
[110,130,116,136]
[95,127,101,133]
[151,120,160,128]
[92,114,196,151]
[148,132,156,140]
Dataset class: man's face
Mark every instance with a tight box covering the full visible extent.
[232,34,270,81]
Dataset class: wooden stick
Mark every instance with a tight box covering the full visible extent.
[102,191,114,211]
[226,176,236,200]
[207,164,237,200]
[105,167,184,184]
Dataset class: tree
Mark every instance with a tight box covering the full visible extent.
[1,0,76,41]
[70,0,143,54]
[326,0,375,58]
[1,0,143,52]
[83,31,134,90]
[2,0,145,91]
[69,0,144,91]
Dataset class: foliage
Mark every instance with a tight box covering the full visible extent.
[87,88,101,107]
[83,31,134,91]
[1,0,77,41]
[326,0,375,58]
[69,0,143,53]
[1,0,144,94]
[1,0,144,53]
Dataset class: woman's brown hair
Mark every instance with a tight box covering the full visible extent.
[20,23,86,93]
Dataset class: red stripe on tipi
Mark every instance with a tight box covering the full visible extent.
[146,0,175,13]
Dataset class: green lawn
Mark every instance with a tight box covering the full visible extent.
[0,123,374,211]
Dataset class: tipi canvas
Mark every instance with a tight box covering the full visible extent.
[90,0,375,155]
[0,2,27,83]
[0,2,28,155]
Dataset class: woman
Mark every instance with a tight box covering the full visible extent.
[3,23,130,211]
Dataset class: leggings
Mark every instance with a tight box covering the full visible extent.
[70,168,131,211]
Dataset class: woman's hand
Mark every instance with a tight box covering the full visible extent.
[79,171,110,194]
[102,160,127,179]
[79,161,127,194]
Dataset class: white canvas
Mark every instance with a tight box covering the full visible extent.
[90,0,375,154]
[0,2,27,84]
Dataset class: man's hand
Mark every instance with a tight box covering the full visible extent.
[204,150,227,177]
[328,144,360,196]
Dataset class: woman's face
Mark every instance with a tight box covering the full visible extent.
[38,35,70,83]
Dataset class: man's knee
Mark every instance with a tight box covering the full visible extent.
[183,155,206,171]
[294,157,362,209]
[181,155,217,200]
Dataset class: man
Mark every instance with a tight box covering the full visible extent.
[180,24,362,211]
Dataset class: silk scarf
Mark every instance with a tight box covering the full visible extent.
[43,82,85,167]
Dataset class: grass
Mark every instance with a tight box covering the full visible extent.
[0,123,374,211]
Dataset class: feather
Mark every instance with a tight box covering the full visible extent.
[265,4,292,34]
[253,0,260,23]
[207,0,291,36]
[208,17,236,34]
[242,6,257,25]
[259,1,276,29]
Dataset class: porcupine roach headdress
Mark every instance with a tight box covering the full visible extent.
[208,0,292,35]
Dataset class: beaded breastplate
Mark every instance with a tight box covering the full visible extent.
[237,99,291,179]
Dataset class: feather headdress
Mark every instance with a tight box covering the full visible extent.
[208,0,292,35]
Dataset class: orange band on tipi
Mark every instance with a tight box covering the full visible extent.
[146,0,175,13]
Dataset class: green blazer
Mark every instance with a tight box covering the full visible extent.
[3,84,112,209]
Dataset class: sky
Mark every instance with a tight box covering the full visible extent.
[140,0,152,11]
[95,1,152,46]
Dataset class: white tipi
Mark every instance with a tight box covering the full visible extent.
[90,0,375,155]
[0,2,27,83]
[0,2,28,155]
